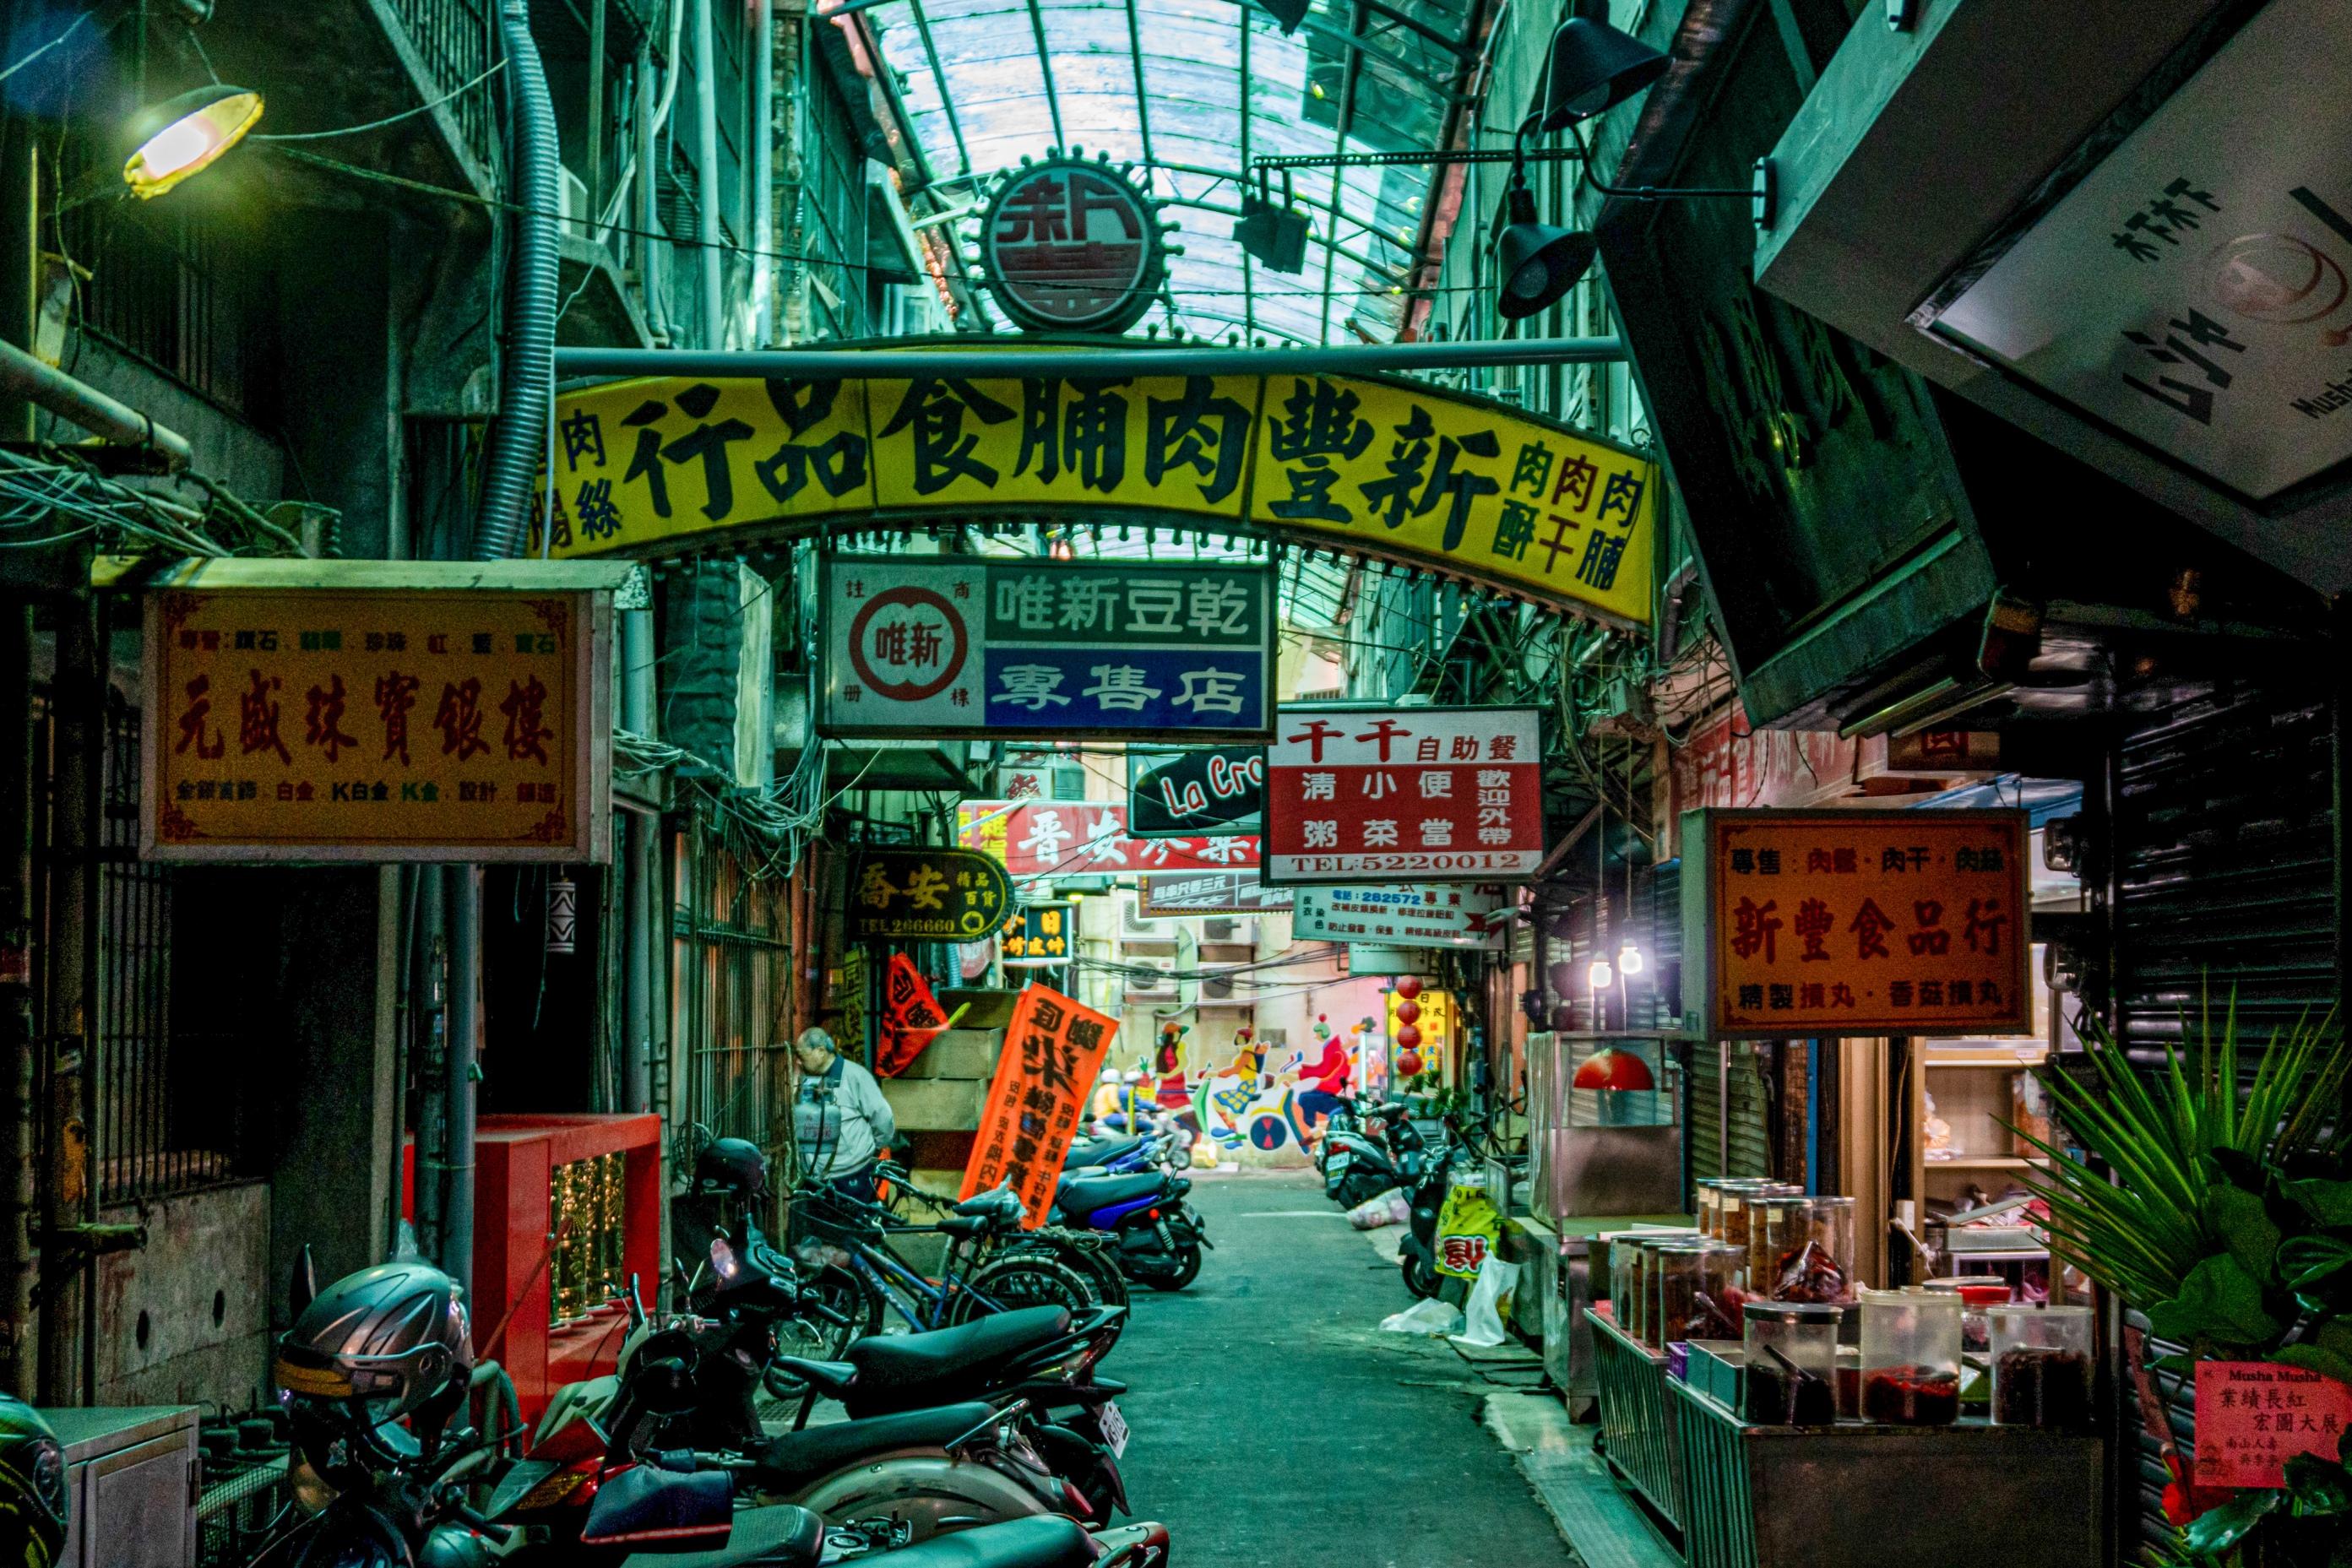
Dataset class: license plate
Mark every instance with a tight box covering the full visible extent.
[1328,1153,1352,1175]
[1096,1400,1130,1459]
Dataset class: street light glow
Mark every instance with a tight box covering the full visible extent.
[123,86,265,199]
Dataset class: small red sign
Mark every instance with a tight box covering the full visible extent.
[2193,1361,2352,1489]
[1263,705,1544,883]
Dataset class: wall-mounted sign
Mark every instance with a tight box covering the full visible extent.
[1126,746,1265,838]
[822,557,1273,741]
[1263,705,1545,884]
[848,846,1010,942]
[959,800,1260,879]
[2193,1361,2352,1489]
[1292,884,1508,950]
[1138,871,1292,916]
[961,983,1119,1227]
[980,157,1167,334]
[539,359,1657,624]
[1681,808,2030,1039]
[133,560,622,863]
[999,902,1075,968]
[1920,0,2352,501]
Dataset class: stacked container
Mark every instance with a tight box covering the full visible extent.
[1990,1304,2095,1430]
[1654,1240,1742,1343]
[1858,1288,1964,1425]
[1741,1300,1841,1424]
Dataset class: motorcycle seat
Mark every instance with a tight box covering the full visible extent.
[749,1400,996,1487]
[844,1305,1072,1398]
[861,1515,1096,1568]
[1055,1173,1165,1218]
[619,1502,826,1568]
[1062,1135,1143,1169]
[953,1186,1026,1221]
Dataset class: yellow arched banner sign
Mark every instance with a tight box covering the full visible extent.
[537,352,1656,626]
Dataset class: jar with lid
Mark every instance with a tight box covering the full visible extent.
[1991,1305,2094,1430]
[1859,1288,1964,1425]
[1764,1196,1857,1305]
[1622,1240,1653,1345]
[1715,1181,1776,1256]
[1655,1240,1741,1343]
[1746,1195,1810,1299]
[1694,1178,1748,1242]
[1741,1300,1841,1424]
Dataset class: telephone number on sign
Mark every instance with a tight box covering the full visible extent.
[1274,851,1540,875]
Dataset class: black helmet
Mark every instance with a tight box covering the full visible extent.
[693,1136,769,1200]
[0,1395,66,1567]
[274,1262,473,1438]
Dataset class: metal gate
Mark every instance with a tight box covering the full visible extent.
[671,812,791,1152]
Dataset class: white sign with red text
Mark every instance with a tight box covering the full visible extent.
[959,800,1261,879]
[1292,884,1510,949]
[1264,706,1544,883]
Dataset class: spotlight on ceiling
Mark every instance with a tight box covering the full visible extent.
[1235,195,1311,274]
[122,84,264,199]
[1494,180,1596,321]
[1535,18,1671,132]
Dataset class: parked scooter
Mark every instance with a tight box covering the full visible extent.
[1394,1116,1464,1300]
[1050,1170,1209,1291]
[1322,1101,1422,1210]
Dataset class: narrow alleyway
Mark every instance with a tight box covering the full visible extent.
[1111,1170,1577,1568]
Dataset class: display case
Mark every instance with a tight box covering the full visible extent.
[1525,1032,1684,1221]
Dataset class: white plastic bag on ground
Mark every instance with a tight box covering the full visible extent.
[1348,1186,1406,1229]
[1452,1256,1522,1348]
[1380,1297,1464,1336]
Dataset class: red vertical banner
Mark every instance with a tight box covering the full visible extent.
[960,983,1119,1228]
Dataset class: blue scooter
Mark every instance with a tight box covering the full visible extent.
[1051,1167,1209,1292]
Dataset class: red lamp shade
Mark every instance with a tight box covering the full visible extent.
[1394,1024,1422,1050]
[1572,1048,1656,1092]
[1395,1049,1423,1077]
[1393,1000,1420,1025]
[1396,976,1423,1000]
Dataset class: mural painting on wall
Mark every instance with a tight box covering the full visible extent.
[1089,1016,1383,1166]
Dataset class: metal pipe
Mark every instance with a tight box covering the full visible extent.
[413,869,446,1267]
[0,339,193,469]
[586,0,609,215]
[440,865,481,1296]
[634,35,670,342]
[751,0,776,345]
[691,0,725,347]
[620,606,655,1113]
[556,335,1625,381]
[475,0,562,561]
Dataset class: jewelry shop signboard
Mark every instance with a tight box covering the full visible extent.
[126,559,624,863]
[822,556,1274,741]
[1263,705,1545,884]
[1681,808,2030,1039]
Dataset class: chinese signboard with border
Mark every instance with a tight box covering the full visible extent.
[959,800,1261,879]
[960,983,1119,1227]
[1681,808,2030,1039]
[1292,884,1508,950]
[822,556,1274,741]
[2193,1361,2352,1489]
[1263,705,1544,884]
[1138,871,1292,916]
[126,558,623,863]
[979,158,1167,334]
[848,846,1011,942]
[1126,746,1265,838]
[999,902,1075,968]
[537,360,1658,625]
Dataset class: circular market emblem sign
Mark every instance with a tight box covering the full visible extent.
[847,585,967,702]
[980,156,1165,334]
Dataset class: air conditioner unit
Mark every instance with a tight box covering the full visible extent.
[1202,974,1235,1001]
[1124,957,1178,1000]
[1202,917,1236,942]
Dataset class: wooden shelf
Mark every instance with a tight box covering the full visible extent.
[1925,1156,2045,1171]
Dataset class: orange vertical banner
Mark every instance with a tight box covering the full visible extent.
[959,982,1118,1229]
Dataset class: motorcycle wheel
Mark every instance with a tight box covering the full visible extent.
[1137,1240,1203,1292]
[1007,1234,1129,1310]
[1400,1249,1442,1300]
[948,1254,1099,1323]
[768,1261,882,1397]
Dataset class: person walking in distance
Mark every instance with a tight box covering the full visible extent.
[792,1025,896,1206]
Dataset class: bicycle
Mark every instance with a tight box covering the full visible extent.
[878,1164,1132,1311]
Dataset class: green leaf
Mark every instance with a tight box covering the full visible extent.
[2184,1489,2279,1556]
[2149,1352,2198,1375]
[2287,1179,2352,1228]
[2208,1181,2284,1285]
[2283,1453,2352,1515]
[2280,1236,2352,1293]
[2148,1254,2285,1347]
[2271,1344,2352,1387]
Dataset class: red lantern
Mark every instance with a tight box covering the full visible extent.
[1394,1000,1420,1026]
[1395,1049,1423,1077]
[1395,1023,1422,1050]
[1396,976,1423,1000]
[1571,1048,1657,1092]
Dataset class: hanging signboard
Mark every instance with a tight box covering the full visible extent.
[1263,705,1545,884]
[1125,746,1265,838]
[1138,871,1293,916]
[961,983,1119,1227]
[126,559,625,863]
[1292,884,1509,950]
[958,800,1261,879]
[537,358,1658,625]
[848,846,1011,942]
[1681,808,2031,1039]
[979,157,1168,334]
[998,902,1076,968]
[820,556,1273,741]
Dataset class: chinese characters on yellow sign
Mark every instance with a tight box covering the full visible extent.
[846,847,1010,941]
[1685,809,2029,1039]
[140,572,614,862]
[535,358,1657,625]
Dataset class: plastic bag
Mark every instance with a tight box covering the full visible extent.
[1435,1180,1502,1278]
[1347,1187,1406,1229]
[1380,1297,1464,1336]
[1452,1256,1522,1348]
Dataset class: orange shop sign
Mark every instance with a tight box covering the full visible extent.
[123,558,629,863]
[960,983,1118,1229]
[1681,808,2030,1039]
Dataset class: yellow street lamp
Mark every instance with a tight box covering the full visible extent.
[122,84,263,199]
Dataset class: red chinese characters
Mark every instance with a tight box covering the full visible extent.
[1264,705,1543,882]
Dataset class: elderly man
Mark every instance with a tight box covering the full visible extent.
[790,1024,896,1206]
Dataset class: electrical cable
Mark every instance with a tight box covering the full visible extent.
[252,61,508,141]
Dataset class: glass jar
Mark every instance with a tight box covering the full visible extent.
[1624,1240,1653,1345]
[1924,1276,2014,1353]
[1715,1181,1774,1256]
[1765,1196,1857,1305]
[1624,1232,1697,1347]
[1859,1288,1964,1425]
[1655,1240,1741,1343]
[1747,1195,1810,1299]
[1694,1178,1748,1241]
[1991,1305,2094,1430]
[1741,1300,1841,1424]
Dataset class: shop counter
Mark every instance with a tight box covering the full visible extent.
[1586,1304,1686,1533]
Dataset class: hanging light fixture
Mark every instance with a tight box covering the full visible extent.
[122,84,265,198]
[1588,955,1614,990]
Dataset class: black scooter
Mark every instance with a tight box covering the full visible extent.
[1323,1102,1422,1210]
[1395,1117,1461,1300]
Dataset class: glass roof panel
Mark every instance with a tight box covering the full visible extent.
[856,0,1477,345]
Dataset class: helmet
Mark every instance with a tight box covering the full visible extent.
[274,1262,473,1435]
[693,1136,769,1200]
[0,1395,67,1567]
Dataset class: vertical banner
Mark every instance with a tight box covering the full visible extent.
[961,983,1119,1227]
